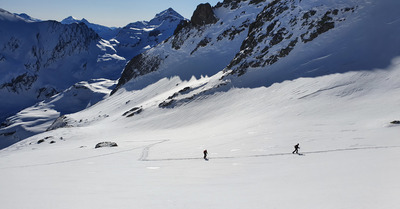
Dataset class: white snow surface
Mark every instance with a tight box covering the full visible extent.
[1,62,399,209]
[0,79,116,148]
[1,0,400,208]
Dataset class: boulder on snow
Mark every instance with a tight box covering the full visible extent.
[390,120,400,124]
[191,3,218,26]
[95,141,118,149]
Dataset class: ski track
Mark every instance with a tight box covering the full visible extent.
[138,139,170,161]
[0,144,149,169]
[1,142,399,169]
[143,145,400,161]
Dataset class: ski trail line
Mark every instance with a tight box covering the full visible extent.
[143,145,400,161]
[1,139,170,169]
[138,139,169,161]
[0,144,149,169]
[1,144,399,168]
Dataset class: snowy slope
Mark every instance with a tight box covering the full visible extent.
[0,63,399,209]
[225,0,400,88]
[0,79,116,148]
[0,0,400,208]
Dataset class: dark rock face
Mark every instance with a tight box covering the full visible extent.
[122,107,143,117]
[111,53,162,95]
[171,24,192,50]
[36,87,58,100]
[217,19,250,41]
[0,73,37,93]
[191,37,212,55]
[0,131,15,137]
[215,0,248,9]
[47,115,70,131]
[173,20,190,35]
[191,3,218,26]
[95,141,118,149]
[158,86,201,109]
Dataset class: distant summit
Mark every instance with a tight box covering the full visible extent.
[60,8,185,50]
[14,13,41,22]
[113,7,186,59]
[153,7,184,21]
[61,16,118,39]
[60,16,79,24]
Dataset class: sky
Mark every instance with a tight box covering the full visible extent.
[0,0,221,27]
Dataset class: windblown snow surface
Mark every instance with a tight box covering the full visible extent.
[1,0,400,209]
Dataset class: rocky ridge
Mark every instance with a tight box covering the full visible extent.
[226,0,356,76]
[112,0,264,94]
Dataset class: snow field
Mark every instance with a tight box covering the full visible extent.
[1,62,400,208]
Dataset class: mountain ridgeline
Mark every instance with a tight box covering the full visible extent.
[0,7,185,147]
[60,8,185,59]
[113,0,350,93]
[0,8,184,122]
[0,9,121,120]
[113,0,397,95]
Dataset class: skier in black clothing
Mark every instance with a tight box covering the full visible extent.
[292,143,300,154]
[203,149,208,160]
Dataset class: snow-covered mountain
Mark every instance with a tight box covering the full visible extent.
[0,8,125,122]
[112,2,262,93]
[0,7,186,145]
[14,13,42,22]
[60,8,186,59]
[1,0,400,208]
[61,16,119,39]
[113,8,186,59]
[114,0,400,93]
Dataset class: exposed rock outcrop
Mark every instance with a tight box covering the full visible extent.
[0,73,37,93]
[191,3,218,26]
[111,53,163,95]
[95,141,118,148]
[227,0,356,76]
[47,115,70,131]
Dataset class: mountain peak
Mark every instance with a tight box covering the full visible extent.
[66,16,78,20]
[14,13,41,22]
[61,16,81,24]
[154,7,184,20]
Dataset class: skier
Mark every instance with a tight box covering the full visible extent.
[292,143,300,154]
[203,149,208,160]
